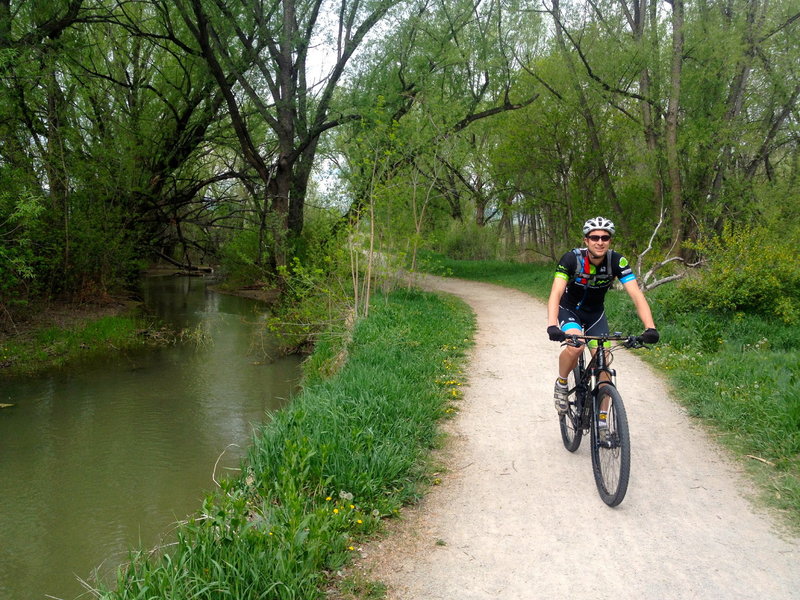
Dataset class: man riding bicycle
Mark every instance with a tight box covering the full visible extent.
[546,217,659,430]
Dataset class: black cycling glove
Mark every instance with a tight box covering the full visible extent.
[640,328,660,344]
[547,325,566,342]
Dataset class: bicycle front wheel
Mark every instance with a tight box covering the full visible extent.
[590,384,630,507]
[559,366,584,452]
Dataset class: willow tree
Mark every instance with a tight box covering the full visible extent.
[0,0,242,309]
[334,0,541,249]
[508,0,799,254]
[173,0,407,271]
[0,0,87,302]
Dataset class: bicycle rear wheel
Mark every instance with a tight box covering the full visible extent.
[590,384,630,507]
[559,366,584,452]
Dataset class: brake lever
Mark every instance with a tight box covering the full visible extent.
[623,336,645,349]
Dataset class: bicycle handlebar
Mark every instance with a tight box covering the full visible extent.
[560,332,649,349]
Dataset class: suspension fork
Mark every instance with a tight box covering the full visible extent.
[588,343,616,416]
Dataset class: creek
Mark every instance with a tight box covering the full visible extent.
[0,275,302,600]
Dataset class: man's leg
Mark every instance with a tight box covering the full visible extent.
[554,324,583,414]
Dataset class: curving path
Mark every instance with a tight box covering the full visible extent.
[354,276,799,600]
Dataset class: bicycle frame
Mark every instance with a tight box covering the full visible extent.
[569,337,618,432]
[557,332,644,506]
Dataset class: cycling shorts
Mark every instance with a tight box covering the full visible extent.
[558,304,608,348]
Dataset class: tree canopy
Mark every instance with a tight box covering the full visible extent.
[1,0,798,322]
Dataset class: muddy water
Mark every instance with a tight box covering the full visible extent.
[0,276,301,600]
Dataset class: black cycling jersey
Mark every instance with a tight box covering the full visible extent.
[554,248,636,312]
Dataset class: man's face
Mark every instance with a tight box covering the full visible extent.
[585,229,612,257]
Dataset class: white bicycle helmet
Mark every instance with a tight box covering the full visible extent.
[582,216,615,236]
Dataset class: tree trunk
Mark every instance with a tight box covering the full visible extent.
[637,0,664,220]
[45,59,70,279]
[706,0,763,209]
[550,0,628,237]
[665,0,684,250]
[290,141,320,236]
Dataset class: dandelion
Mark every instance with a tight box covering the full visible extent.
[348,546,355,551]
[350,504,355,509]
[326,496,332,501]
[333,508,339,514]
[357,519,363,524]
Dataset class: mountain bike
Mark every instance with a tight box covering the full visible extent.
[558,333,648,507]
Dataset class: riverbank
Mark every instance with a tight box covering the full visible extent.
[0,297,154,377]
[0,267,276,378]
[94,288,475,599]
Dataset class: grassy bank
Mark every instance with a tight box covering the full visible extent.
[98,289,475,599]
[0,309,173,377]
[427,254,800,529]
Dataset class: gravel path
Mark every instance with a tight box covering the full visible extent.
[354,276,799,600]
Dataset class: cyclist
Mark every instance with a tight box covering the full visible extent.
[546,216,659,430]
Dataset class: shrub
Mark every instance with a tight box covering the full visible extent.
[435,221,500,260]
[678,224,800,323]
[268,255,351,354]
[219,229,271,285]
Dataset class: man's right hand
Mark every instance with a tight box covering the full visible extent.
[547,325,566,342]
[640,328,660,344]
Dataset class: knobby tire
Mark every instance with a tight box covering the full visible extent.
[591,384,630,507]
[559,366,584,452]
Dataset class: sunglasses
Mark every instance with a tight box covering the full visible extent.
[586,234,612,242]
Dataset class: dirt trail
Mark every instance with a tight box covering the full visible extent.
[355,276,799,600]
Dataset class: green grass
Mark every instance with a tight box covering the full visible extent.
[98,289,475,599]
[0,314,171,376]
[423,253,800,529]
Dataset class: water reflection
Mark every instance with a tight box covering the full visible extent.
[0,276,301,600]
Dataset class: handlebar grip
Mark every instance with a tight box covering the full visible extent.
[624,336,643,349]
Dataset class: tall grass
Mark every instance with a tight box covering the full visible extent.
[426,254,800,527]
[98,289,475,599]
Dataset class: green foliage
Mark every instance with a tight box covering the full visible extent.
[435,221,501,260]
[219,229,271,286]
[0,191,45,311]
[678,224,800,323]
[98,289,475,599]
[418,251,554,297]
[266,211,353,353]
[65,203,142,295]
[268,254,350,354]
